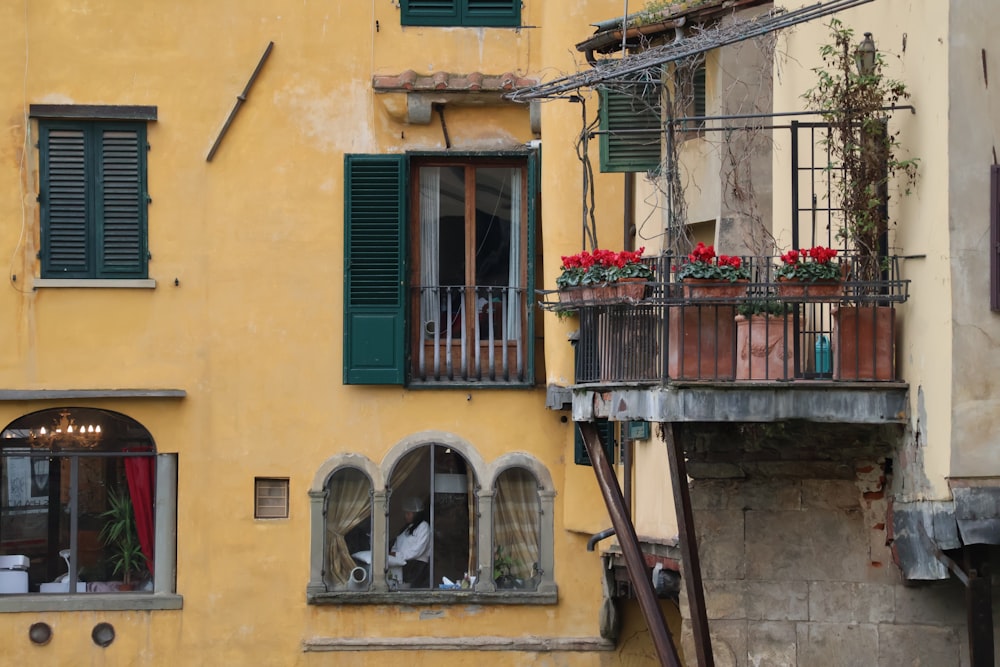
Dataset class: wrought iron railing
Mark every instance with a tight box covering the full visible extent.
[411,285,528,384]
[543,255,909,385]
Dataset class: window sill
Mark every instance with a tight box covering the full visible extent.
[34,278,156,289]
[307,589,557,606]
[0,593,182,612]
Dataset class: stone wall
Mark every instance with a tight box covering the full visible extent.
[674,423,999,666]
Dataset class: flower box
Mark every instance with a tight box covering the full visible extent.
[775,279,843,299]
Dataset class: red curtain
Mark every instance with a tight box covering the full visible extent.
[124,451,156,576]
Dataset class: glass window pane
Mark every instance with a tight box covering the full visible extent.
[494,467,540,590]
[325,467,372,590]
[387,445,474,590]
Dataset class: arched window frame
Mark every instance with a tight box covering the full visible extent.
[307,432,556,604]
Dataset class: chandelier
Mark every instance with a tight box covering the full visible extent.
[29,410,102,449]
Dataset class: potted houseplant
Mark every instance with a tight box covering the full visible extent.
[803,21,916,380]
[735,300,795,380]
[675,242,750,299]
[493,545,520,590]
[668,243,748,380]
[99,486,147,589]
[556,247,653,304]
[774,246,844,298]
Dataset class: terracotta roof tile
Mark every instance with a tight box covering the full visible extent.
[373,71,538,93]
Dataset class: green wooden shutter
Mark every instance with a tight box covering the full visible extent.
[598,85,662,173]
[40,125,90,276]
[574,420,616,466]
[693,62,707,127]
[343,155,408,385]
[402,0,518,26]
[525,149,539,381]
[401,0,460,26]
[97,125,148,277]
[464,0,520,26]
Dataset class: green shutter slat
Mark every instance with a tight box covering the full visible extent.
[98,127,147,277]
[693,63,707,120]
[574,420,616,466]
[401,0,459,26]
[464,0,520,26]
[598,85,662,173]
[402,0,517,27]
[344,154,407,385]
[41,128,90,275]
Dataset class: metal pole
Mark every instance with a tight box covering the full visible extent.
[579,422,681,667]
[664,422,714,667]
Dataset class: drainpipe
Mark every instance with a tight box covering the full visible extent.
[587,527,616,552]
[579,422,681,667]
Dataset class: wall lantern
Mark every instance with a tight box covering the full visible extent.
[855,32,877,76]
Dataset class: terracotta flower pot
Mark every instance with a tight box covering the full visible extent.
[735,314,795,380]
[832,305,896,380]
[667,304,736,380]
[681,278,749,301]
[776,279,843,299]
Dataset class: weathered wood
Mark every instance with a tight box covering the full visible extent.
[303,635,615,652]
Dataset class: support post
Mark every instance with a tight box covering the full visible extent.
[579,422,681,667]
[664,422,714,667]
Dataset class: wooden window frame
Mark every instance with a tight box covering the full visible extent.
[407,157,530,379]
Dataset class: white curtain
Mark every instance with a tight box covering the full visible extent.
[505,168,522,339]
[419,168,441,338]
[493,468,540,583]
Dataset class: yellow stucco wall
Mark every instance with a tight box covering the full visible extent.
[0,0,650,663]
[772,1,953,499]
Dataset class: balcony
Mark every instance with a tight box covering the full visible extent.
[547,255,910,425]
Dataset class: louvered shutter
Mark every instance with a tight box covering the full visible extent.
[598,85,662,173]
[574,420,616,466]
[97,126,147,277]
[401,0,460,26]
[40,126,90,276]
[343,155,408,385]
[464,0,520,26]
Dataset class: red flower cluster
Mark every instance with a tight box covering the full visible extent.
[557,247,653,288]
[780,246,838,266]
[676,243,749,282]
[775,245,841,282]
[560,247,646,271]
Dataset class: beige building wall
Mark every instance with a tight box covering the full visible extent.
[773,1,954,499]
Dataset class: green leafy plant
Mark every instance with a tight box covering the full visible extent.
[99,486,146,586]
[802,19,918,284]
[774,246,841,282]
[675,242,749,282]
[493,545,520,588]
[737,299,792,317]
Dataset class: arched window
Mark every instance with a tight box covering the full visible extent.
[387,444,475,590]
[493,467,541,590]
[0,408,156,594]
[324,467,372,591]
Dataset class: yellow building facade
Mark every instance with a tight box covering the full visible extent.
[0,1,681,665]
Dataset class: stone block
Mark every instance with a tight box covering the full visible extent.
[893,580,967,626]
[746,581,808,621]
[695,510,746,580]
[703,579,747,620]
[747,621,797,666]
[877,624,961,667]
[796,622,879,667]
[808,581,895,623]
[801,479,860,511]
[745,509,869,582]
[742,480,802,511]
[690,480,741,511]
[682,619,748,667]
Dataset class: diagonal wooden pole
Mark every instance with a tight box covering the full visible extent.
[664,422,714,667]
[579,422,682,667]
